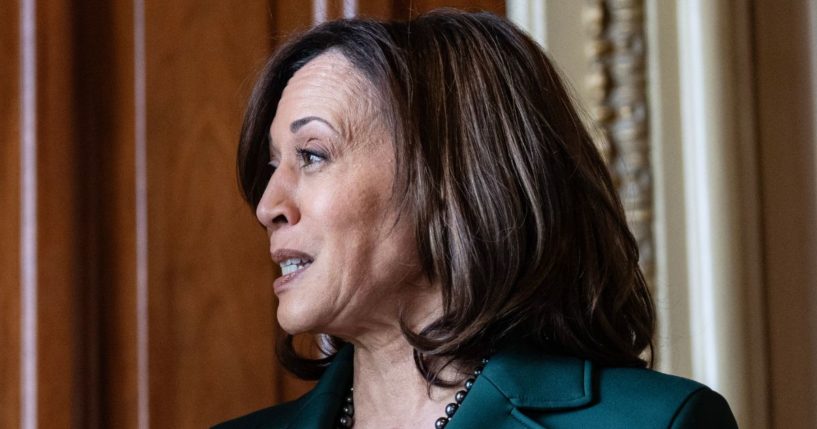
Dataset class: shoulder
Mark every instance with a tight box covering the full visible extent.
[590,366,737,428]
[481,343,737,428]
[210,396,308,429]
[597,365,707,406]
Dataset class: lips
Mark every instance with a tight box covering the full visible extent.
[271,248,314,293]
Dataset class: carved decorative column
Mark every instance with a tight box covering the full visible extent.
[583,0,653,287]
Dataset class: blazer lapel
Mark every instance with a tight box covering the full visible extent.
[446,373,533,429]
[448,342,594,429]
[285,345,354,429]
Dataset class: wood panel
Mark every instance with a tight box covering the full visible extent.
[355,0,505,19]
[274,1,314,41]
[69,0,139,427]
[1,1,509,428]
[0,0,21,426]
[1,0,95,426]
[143,0,280,426]
[35,0,85,426]
[97,2,141,426]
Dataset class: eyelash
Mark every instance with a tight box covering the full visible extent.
[296,148,327,168]
[267,147,328,174]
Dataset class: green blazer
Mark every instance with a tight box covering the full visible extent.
[214,343,737,428]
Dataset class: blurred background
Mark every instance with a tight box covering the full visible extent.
[1,0,815,428]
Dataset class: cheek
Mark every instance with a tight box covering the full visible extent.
[307,171,392,244]
[303,169,414,288]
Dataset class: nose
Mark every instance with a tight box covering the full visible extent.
[255,166,300,230]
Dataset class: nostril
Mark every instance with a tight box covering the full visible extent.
[272,214,288,225]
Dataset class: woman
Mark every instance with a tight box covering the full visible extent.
[216,10,737,429]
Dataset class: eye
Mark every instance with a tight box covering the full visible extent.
[296,148,327,168]
[267,160,278,174]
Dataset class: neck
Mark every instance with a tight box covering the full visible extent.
[343,285,463,428]
[349,333,459,429]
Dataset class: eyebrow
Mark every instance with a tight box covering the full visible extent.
[289,116,338,134]
[269,116,339,155]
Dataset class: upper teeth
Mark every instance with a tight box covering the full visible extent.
[280,258,311,275]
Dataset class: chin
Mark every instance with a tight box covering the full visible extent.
[276,302,309,335]
[275,293,329,336]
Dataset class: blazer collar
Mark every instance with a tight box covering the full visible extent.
[285,342,594,428]
[480,341,594,410]
[447,342,594,429]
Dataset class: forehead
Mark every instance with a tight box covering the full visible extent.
[271,51,376,138]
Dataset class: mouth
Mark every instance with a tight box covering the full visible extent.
[271,249,314,293]
[279,257,313,276]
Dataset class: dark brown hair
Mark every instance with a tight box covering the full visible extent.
[238,10,655,382]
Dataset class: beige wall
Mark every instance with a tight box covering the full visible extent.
[755,1,817,427]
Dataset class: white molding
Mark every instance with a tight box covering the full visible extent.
[342,0,357,19]
[133,0,150,427]
[20,0,38,427]
[645,0,692,379]
[507,0,546,47]
[676,1,767,427]
[312,0,328,25]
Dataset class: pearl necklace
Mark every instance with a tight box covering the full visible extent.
[336,358,489,429]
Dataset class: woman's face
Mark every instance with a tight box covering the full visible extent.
[256,51,428,339]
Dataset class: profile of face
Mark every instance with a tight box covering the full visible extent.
[256,51,429,340]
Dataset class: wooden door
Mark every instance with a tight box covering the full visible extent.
[0,1,504,428]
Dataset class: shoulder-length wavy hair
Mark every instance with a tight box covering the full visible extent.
[238,9,655,382]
